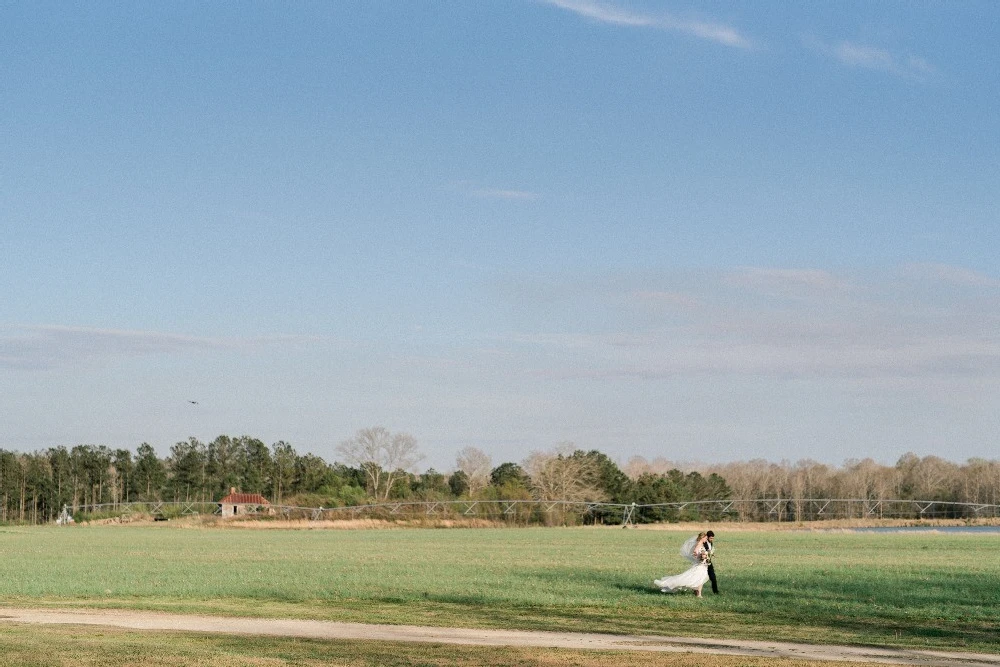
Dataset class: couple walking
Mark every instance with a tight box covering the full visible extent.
[654,530,718,598]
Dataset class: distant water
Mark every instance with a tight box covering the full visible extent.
[828,526,1000,534]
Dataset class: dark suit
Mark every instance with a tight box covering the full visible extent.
[705,539,719,594]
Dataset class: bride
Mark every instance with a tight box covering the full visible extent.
[654,532,710,597]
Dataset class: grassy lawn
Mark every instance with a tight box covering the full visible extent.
[0,524,996,653]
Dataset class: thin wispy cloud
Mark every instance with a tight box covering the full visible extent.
[505,332,593,349]
[835,41,895,69]
[725,268,845,293]
[550,335,1000,381]
[495,264,1000,381]
[470,188,540,201]
[542,0,753,49]
[902,263,1000,288]
[804,36,937,79]
[629,290,701,309]
[0,325,322,370]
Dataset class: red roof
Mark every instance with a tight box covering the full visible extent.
[219,492,270,505]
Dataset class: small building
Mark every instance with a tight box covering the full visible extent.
[218,488,272,518]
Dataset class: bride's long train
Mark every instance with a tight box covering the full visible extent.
[654,534,709,593]
[654,562,709,592]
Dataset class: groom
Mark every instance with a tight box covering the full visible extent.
[704,531,719,594]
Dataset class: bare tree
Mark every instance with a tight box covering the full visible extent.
[898,453,959,501]
[455,446,492,495]
[711,459,784,520]
[624,455,683,479]
[271,440,297,505]
[336,427,423,501]
[523,443,607,507]
[962,458,1000,505]
[785,460,807,521]
[834,458,897,518]
[784,459,833,518]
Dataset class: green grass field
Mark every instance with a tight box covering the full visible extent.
[0,524,996,654]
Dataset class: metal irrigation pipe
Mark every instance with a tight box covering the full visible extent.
[61,498,1000,525]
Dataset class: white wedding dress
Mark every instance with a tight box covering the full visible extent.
[654,535,709,593]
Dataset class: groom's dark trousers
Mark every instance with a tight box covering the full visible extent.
[707,564,719,594]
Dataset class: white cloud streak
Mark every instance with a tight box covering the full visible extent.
[724,267,846,293]
[0,325,322,370]
[496,264,1000,381]
[470,188,540,201]
[542,0,753,49]
[804,36,937,79]
[902,263,1000,288]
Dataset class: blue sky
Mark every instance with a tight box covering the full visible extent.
[2,1,998,470]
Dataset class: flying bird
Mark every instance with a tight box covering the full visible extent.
[187,400,199,405]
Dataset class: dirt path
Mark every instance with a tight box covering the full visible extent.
[0,607,997,666]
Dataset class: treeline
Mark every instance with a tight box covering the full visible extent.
[0,437,366,524]
[1,428,997,525]
[0,431,726,525]
[700,455,1000,520]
